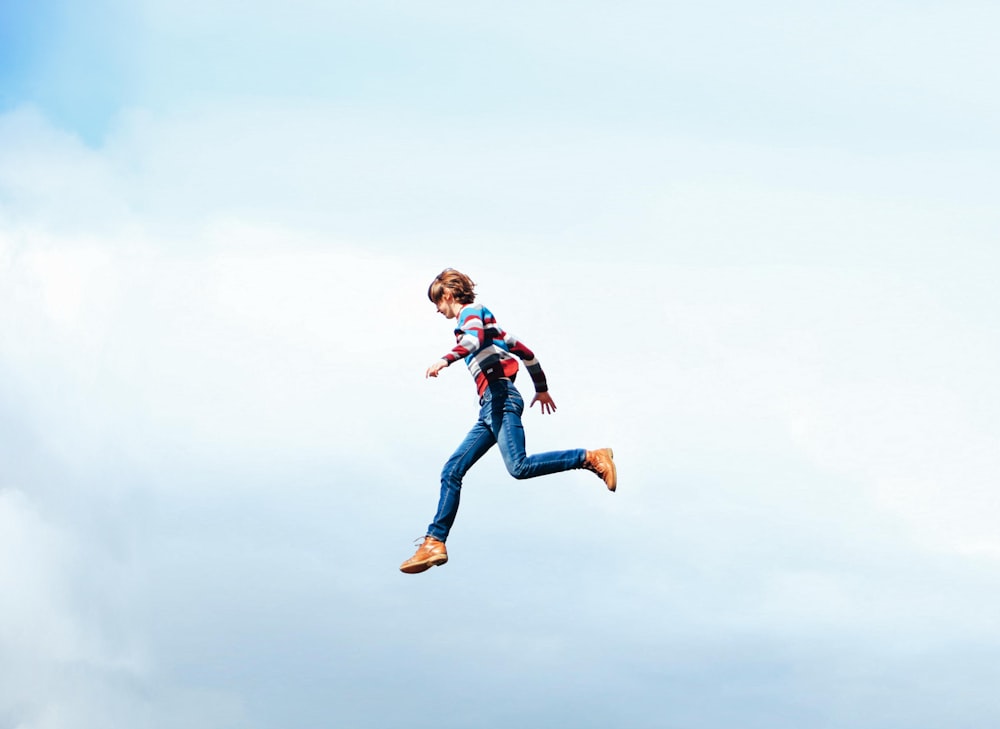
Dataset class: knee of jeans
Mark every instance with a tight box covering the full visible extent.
[506,459,530,480]
[441,462,463,486]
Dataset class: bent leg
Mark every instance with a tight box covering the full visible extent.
[492,387,586,480]
[426,419,495,541]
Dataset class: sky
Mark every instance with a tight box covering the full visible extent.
[2,1,1000,728]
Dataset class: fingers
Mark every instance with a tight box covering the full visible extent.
[531,393,557,414]
[426,359,449,378]
[426,360,447,378]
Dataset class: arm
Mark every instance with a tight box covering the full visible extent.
[426,307,486,377]
[505,332,556,414]
[504,332,549,394]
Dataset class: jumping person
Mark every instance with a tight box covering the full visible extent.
[400,268,616,574]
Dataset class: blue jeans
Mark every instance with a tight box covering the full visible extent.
[427,380,586,541]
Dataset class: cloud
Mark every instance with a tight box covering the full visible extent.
[3,62,1000,728]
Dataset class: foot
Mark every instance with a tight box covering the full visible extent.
[583,448,617,491]
[399,536,449,574]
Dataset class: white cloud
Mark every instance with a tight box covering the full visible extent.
[10,100,998,554]
[3,68,1000,727]
[0,491,147,729]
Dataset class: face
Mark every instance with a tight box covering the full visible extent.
[433,291,462,319]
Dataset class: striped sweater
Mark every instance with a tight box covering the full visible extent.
[442,304,548,397]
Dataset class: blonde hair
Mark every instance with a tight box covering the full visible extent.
[428,268,477,304]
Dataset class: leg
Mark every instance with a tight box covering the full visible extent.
[426,417,496,542]
[488,384,586,480]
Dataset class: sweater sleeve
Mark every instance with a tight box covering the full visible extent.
[504,332,549,393]
[442,306,487,364]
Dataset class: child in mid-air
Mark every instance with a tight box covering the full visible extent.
[400,268,617,574]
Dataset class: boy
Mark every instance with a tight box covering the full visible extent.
[400,268,616,574]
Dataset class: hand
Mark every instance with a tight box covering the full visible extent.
[425,359,449,378]
[530,391,557,414]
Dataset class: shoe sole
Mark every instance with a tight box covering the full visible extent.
[606,448,617,492]
[399,555,449,574]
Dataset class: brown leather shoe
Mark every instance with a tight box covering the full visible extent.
[399,536,449,574]
[583,448,617,491]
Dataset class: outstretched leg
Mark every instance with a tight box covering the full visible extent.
[426,418,496,542]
